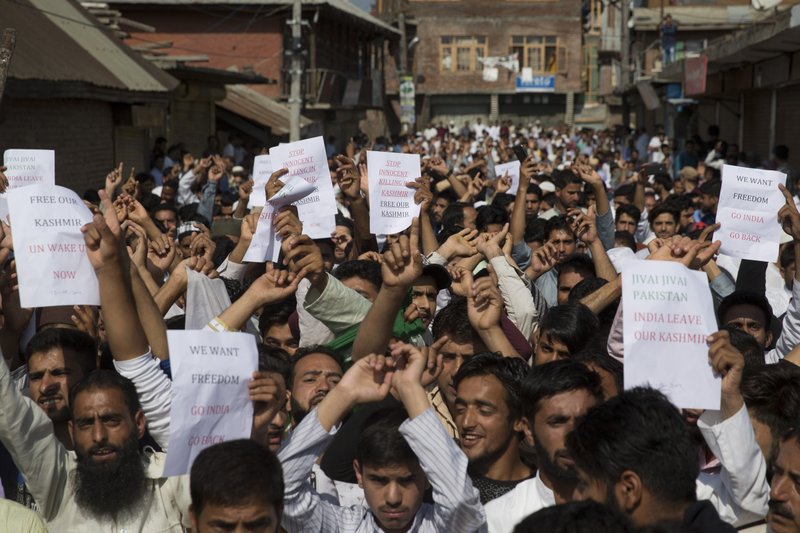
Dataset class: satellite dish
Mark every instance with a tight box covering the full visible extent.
[752,0,781,10]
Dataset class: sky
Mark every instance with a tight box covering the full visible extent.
[349,0,374,12]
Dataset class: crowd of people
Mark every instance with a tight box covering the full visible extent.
[0,118,798,533]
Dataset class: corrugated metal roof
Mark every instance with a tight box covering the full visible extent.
[632,6,785,31]
[105,0,400,35]
[6,0,178,93]
[218,84,313,135]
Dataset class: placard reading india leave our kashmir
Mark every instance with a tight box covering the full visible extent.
[713,164,787,262]
[163,330,258,477]
[622,260,720,410]
[270,137,336,239]
[9,185,99,308]
[367,151,421,235]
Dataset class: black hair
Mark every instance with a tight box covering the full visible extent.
[568,277,607,302]
[513,500,633,533]
[190,439,283,517]
[476,204,509,233]
[781,245,796,270]
[552,169,583,190]
[521,359,603,420]
[211,236,236,268]
[698,179,721,197]
[614,231,636,252]
[258,298,297,338]
[332,260,382,294]
[334,214,354,235]
[544,215,575,242]
[26,328,97,377]
[539,303,600,356]
[742,363,800,466]
[290,345,344,388]
[453,353,527,421]
[571,347,624,396]
[717,291,773,331]
[150,203,178,219]
[722,325,765,369]
[69,370,142,420]
[356,406,416,469]
[567,387,699,507]
[559,253,596,280]
[653,173,673,191]
[663,194,693,213]
[441,202,473,231]
[613,183,636,203]
[774,145,789,161]
[492,193,515,214]
[542,192,557,207]
[525,218,547,244]
[257,344,292,385]
[526,183,543,199]
[648,204,680,226]
[432,296,480,345]
[615,203,641,225]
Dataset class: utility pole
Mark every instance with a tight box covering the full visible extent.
[621,0,630,135]
[398,11,407,76]
[288,0,302,142]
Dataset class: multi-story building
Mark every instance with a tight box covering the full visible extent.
[376,0,584,129]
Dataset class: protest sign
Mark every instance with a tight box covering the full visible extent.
[270,137,336,239]
[494,160,521,196]
[622,260,720,410]
[9,185,99,308]
[163,330,258,476]
[367,151,421,235]
[713,164,786,262]
[248,155,272,209]
[3,149,55,190]
[243,175,316,263]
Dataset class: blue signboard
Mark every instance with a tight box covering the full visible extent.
[515,75,555,93]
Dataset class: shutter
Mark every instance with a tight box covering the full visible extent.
[742,90,771,165]
[776,85,800,168]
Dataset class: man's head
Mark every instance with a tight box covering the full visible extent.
[476,204,509,234]
[526,184,543,218]
[741,364,800,476]
[431,191,455,224]
[521,360,603,484]
[258,300,299,356]
[26,328,97,422]
[552,170,583,210]
[781,245,796,291]
[432,297,487,409]
[190,439,283,533]
[568,387,699,528]
[698,179,721,215]
[557,254,596,305]
[441,203,478,232]
[614,204,641,236]
[544,216,577,262]
[68,371,148,522]
[452,354,528,472]
[289,346,344,424]
[534,304,600,365]
[333,259,382,303]
[354,407,427,532]
[612,184,635,210]
[770,429,800,533]
[513,500,633,533]
[647,205,679,240]
[718,291,774,349]
[332,215,355,264]
[255,346,292,452]
[152,204,179,238]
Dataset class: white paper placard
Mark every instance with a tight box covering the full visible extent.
[243,175,316,263]
[248,155,273,209]
[367,151,421,235]
[713,164,786,262]
[3,149,55,190]
[270,137,336,239]
[163,330,258,477]
[494,160,521,196]
[622,260,720,410]
[9,185,99,308]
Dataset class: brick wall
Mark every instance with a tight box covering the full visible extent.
[0,98,115,194]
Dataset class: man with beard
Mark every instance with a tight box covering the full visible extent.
[568,387,735,532]
[452,353,533,504]
[484,359,603,532]
[288,346,344,425]
[768,427,800,533]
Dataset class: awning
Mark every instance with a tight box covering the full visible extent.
[217,85,313,136]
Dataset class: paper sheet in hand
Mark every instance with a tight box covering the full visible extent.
[367,151,421,235]
[494,161,521,196]
[713,164,786,262]
[163,330,258,477]
[270,137,336,239]
[1,149,57,224]
[622,260,720,410]
[248,155,272,209]
[243,175,316,263]
[9,185,99,308]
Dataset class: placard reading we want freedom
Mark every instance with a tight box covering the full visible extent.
[713,164,786,262]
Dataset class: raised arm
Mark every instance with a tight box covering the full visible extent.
[569,206,617,282]
[510,158,536,246]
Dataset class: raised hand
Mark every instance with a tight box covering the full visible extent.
[529,242,559,276]
[248,371,287,444]
[0,166,8,194]
[406,177,432,211]
[274,209,302,240]
[81,191,123,272]
[70,305,99,340]
[124,220,149,269]
[495,173,512,194]
[189,233,216,262]
[707,330,745,419]
[336,353,396,405]
[476,223,509,260]
[381,218,422,288]
[574,163,603,187]
[439,227,479,260]
[282,234,326,284]
[568,206,598,245]
[239,179,254,203]
[467,272,504,332]
[266,168,290,200]
[388,341,429,392]
[335,155,361,200]
[105,162,124,197]
[779,183,800,241]
[249,267,301,305]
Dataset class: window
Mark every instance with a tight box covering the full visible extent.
[440,36,487,73]
[510,36,567,74]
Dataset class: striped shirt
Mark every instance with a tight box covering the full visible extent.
[278,407,487,532]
